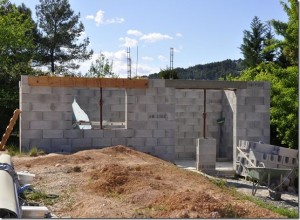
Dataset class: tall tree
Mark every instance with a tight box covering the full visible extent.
[35,0,93,74]
[240,16,268,68]
[270,0,298,66]
[87,53,117,78]
[0,0,35,77]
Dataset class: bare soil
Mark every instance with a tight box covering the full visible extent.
[12,145,285,218]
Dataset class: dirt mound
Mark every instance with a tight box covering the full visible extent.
[11,145,284,218]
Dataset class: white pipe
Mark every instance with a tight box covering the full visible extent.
[0,154,21,218]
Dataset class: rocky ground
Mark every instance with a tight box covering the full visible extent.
[11,145,298,218]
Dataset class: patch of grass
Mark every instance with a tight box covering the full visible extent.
[210,177,298,218]
[5,144,21,156]
[210,178,227,188]
[219,204,240,218]
[24,190,58,206]
[28,147,45,157]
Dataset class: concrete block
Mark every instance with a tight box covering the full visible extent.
[178,138,194,146]
[50,103,72,112]
[31,103,51,112]
[42,112,64,121]
[247,129,263,137]
[127,138,145,147]
[154,146,167,155]
[154,96,166,104]
[112,138,127,146]
[115,129,134,138]
[255,105,269,112]
[63,130,84,138]
[146,104,157,112]
[72,138,92,148]
[149,79,165,88]
[103,130,116,138]
[21,130,43,139]
[29,138,51,149]
[31,86,52,94]
[137,96,155,104]
[135,129,153,138]
[157,121,175,130]
[185,91,200,99]
[145,138,157,146]
[126,95,137,104]
[20,121,30,130]
[20,85,31,94]
[178,125,193,132]
[176,152,195,160]
[145,121,157,129]
[83,129,103,138]
[165,130,175,138]
[92,138,111,147]
[153,129,165,138]
[21,112,43,121]
[52,88,73,95]
[111,104,125,112]
[43,130,63,138]
[245,97,264,105]
[126,89,146,96]
[175,105,186,113]
[184,131,199,138]
[146,88,157,96]
[137,112,149,121]
[157,104,175,113]
[30,121,53,130]
[158,138,174,146]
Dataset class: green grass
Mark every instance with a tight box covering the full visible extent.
[210,177,298,218]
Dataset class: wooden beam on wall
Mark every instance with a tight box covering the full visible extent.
[28,76,148,88]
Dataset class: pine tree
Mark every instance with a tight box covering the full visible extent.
[35,0,93,74]
[240,16,267,68]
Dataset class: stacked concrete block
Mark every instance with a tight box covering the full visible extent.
[236,140,298,177]
[196,138,216,175]
[126,79,176,161]
[175,89,222,160]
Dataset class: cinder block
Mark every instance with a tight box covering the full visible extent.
[127,138,145,147]
[31,87,52,94]
[178,138,194,146]
[103,130,116,138]
[21,130,43,139]
[20,85,31,94]
[30,121,53,130]
[31,103,51,112]
[153,129,165,138]
[42,112,64,121]
[158,138,174,146]
[157,121,175,130]
[112,138,127,146]
[21,112,43,121]
[111,104,125,112]
[50,103,72,112]
[72,138,92,148]
[149,79,165,88]
[247,129,263,137]
[83,129,103,138]
[115,129,134,137]
[245,97,264,105]
[52,88,73,95]
[157,104,175,113]
[135,129,153,138]
[92,138,111,147]
[146,104,157,112]
[137,112,149,121]
[43,130,63,138]
[126,89,146,96]
[63,130,83,138]
[137,96,155,104]
[145,138,157,146]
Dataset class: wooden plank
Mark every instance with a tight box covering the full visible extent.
[28,76,49,86]
[28,76,148,88]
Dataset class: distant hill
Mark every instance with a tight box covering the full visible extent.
[148,59,245,80]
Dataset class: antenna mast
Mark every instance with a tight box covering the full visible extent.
[135,46,138,78]
[127,47,131,79]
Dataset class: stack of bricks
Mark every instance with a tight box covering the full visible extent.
[196,138,217,175]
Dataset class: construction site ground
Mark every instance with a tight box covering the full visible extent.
[12,145,298,218]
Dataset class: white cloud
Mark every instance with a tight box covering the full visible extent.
[176,32,183,38]
[127,29,143,36]
[141,56,153,61]
[86,10,124,26]
[158,55,167,62]
[86,15,94,20]
[140,33,173,43]
[119,37,138,47]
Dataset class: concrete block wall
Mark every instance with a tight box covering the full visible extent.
[20,76,271,165]
[74,88,125,123]
[175,89,223,159]
[126,79,176,161]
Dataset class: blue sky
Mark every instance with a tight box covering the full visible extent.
[11,0,288,77]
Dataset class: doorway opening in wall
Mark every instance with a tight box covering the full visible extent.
[72,88,126,130]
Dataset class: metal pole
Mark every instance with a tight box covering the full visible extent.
[203,89,207,138]
[100,87,103,130]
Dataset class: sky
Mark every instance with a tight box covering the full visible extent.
[11,0,288,77]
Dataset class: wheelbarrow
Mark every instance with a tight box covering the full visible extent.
[247,167,292,200]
